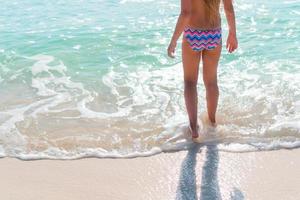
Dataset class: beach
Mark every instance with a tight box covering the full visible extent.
[1,0,300,199]
[1,147,299,200]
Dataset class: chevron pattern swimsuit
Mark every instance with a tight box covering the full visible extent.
[183,27,222,51]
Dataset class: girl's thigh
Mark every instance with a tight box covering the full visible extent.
[181,38,201,83]
[202,43,222,83]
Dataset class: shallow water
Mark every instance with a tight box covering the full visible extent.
[0,0,299,159]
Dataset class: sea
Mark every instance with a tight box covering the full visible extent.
[0,0,299,159]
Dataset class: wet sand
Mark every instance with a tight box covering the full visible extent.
[0,146,299,200]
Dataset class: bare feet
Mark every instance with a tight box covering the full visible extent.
[210,122,217,128]
[188,124,199,139]
[209,119,217,128]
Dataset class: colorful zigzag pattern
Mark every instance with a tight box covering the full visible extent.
[184,27,222,51]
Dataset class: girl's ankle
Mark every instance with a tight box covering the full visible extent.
[189,122,199,130]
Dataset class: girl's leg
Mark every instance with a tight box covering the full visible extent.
[182,37,201,138]
[202,43,222,125]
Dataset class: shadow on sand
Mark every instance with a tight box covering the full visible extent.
[175,144,244,200]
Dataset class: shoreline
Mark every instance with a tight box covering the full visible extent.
[0,147,299,200]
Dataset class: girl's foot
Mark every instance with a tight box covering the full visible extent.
[189,124,199,139]
[209,119,217,128]
[211,122,217,128]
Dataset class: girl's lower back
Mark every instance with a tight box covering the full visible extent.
[188,0,221,29]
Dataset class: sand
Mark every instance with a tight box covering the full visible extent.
[0,146,299,200]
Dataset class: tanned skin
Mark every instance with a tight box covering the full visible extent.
[167,0,238,138]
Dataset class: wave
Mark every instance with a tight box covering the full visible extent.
[0,53,299,160]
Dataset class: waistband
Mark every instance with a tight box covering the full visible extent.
[184,26,222,32]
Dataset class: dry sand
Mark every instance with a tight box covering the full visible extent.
[0,146,299,200]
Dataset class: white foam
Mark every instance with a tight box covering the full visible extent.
[73,45,81,50]
[0,54,299,160]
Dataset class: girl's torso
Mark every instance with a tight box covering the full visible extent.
[187,0,221,29]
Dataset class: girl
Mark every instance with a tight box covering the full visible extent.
[167,0,238,139]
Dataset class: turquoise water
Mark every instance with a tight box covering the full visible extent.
[0,0,299,159]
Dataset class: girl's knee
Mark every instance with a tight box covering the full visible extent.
[184,79,197,88]
[204,81,218,90]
